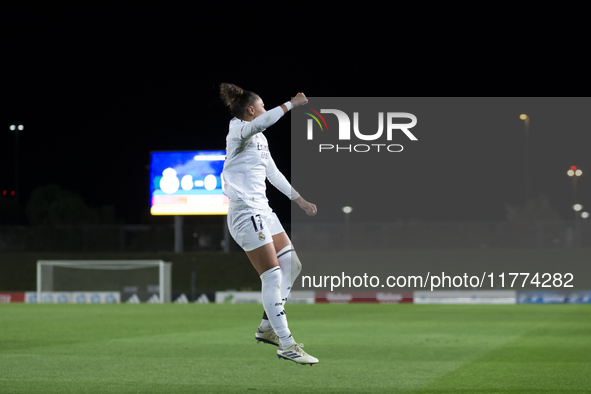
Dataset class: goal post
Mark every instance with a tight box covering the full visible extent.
[36,260,172,303]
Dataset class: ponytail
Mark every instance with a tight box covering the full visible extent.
[219,82,259,119]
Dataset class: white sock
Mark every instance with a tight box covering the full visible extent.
[260,267,295,348]
[276,244,302,303]
[260,319,272,331]
[260,245,302,331]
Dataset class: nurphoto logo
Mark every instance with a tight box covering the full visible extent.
[303,107,418,153]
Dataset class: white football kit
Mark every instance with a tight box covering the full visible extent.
[222,106,299,251]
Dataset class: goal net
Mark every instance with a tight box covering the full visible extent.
[36,260,172,303]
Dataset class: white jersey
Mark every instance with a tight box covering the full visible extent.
[222,106,299,210]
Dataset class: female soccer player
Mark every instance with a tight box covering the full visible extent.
[219,83,318,365]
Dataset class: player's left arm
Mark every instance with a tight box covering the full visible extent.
[266,157,317,216]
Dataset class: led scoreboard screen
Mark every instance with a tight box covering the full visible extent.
[150,151,228,215]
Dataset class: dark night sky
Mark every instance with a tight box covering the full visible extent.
[2,3,589,224]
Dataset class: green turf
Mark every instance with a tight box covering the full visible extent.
[0,304,590,393]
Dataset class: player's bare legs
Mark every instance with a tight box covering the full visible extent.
[244,231,297,273]
[245,243,279,276]
[272,232,291,253]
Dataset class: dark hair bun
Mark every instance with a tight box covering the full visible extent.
[219,83,244,106]
[219,83,259,119]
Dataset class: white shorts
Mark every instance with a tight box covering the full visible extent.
[227,205,285,251]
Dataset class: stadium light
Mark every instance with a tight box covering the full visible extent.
[582,212,589,219]
[568,166,583,218]
[342,206,353,214]
[568,166,582,177]
[573,204,583,212]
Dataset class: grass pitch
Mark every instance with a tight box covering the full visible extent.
[1,304,590,393]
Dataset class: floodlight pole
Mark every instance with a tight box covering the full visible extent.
[15,126,19,205]
[523,115,530,204]
[342,206,353,250]
[36,261,41,304]
[159,261,164,303]
[9,124,23,205]
[223,216,230,253]
[174,215,183,253]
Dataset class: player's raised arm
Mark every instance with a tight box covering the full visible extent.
[220,83,309,139]
[240,92,308,139]
[284,92,308,112]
